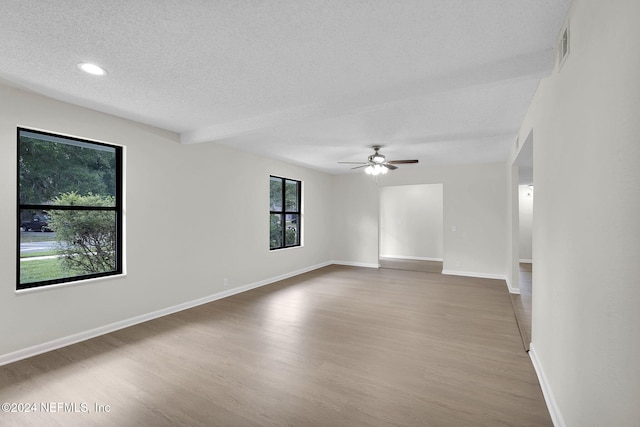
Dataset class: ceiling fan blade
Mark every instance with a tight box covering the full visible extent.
[387,159,419,164]
[338,161,367,165]
[384,163,398,170]
[351,164,369,170]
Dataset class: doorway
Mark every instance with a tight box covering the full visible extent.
[378,184,443,273]
[511,131,534,351]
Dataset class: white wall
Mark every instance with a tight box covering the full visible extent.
[518,185,533,261]
[0,82,334,359]
[379,184,443,260]
[330,172,380,267]
[514,0,640,425]
[333,163,507,278]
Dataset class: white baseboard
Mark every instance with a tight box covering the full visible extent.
[0,261,333,367]
[529,343,565,427]
[332,260,380,269]
[441,270,507,282]
[519,259,533,264]
[379,255,443,262]
[505,276,521,294]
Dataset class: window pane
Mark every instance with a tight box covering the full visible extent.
[285,214,299,246]
[270,213,283,249]
[19,130,117,206]
[19,209,117,286]
[270,177,282,211]
[285,180,299,211]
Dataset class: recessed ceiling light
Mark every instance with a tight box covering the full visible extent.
[77,62,107,76]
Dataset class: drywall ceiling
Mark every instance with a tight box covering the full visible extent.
[0,0,571,174]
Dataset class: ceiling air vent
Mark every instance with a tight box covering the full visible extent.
[557,23,570,71]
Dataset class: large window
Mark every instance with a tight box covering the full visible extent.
[270,176,301,250]
[17,128,123,290]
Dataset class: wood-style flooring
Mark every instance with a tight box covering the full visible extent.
[510,263,533,351]
[0,265,550,426]
[378,257,443,274]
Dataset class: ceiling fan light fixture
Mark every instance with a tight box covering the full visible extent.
[372,154,385,163]
[365,164,388,176]
[339,146,417,174]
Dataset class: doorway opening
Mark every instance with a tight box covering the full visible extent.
[378,183,443,273]
[511,131,534,351]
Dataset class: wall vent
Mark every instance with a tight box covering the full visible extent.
[556,23,570,71]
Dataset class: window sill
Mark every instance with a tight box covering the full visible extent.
[15,273,127,295]
[270,245,303,252]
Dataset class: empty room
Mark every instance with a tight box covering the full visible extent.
[1,1,638,426]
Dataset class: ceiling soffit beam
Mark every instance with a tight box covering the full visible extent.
[180,49,554,145]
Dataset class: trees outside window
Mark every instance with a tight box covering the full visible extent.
[17,128,123,290]
[269,176,301,250]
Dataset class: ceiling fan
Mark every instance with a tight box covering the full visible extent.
[338,146,418,175]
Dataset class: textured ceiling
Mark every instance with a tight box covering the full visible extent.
[0,0,571,174]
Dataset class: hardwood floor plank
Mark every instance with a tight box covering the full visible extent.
[0,265,551,426]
